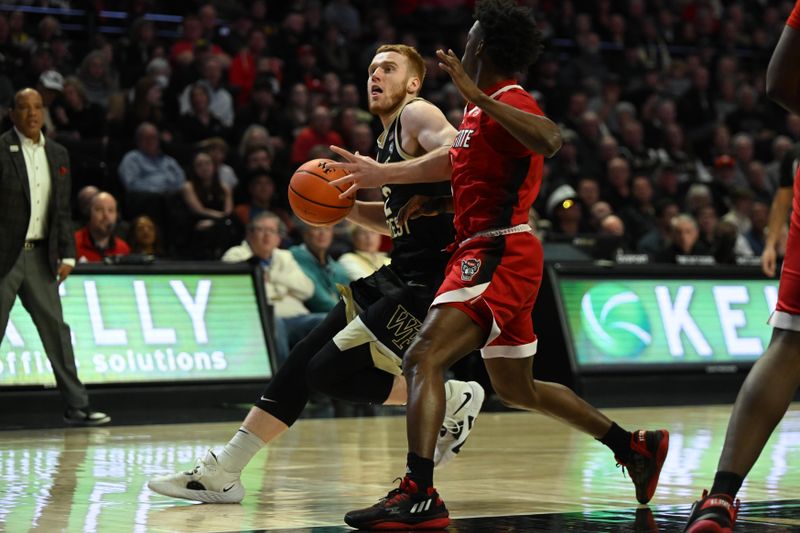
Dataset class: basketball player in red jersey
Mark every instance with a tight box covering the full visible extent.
[331,1,669,529]
[684,3,800,532]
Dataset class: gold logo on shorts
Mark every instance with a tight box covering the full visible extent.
[461,258,481,281]
[386,305,422,350]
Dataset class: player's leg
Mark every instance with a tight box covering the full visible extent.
[485,356,611,434]
[306,293,487,465]
[148,300,349,503]
[685,216,800,532]
[344,305,485,530]
[716,329,800,476]
[684,328,800,533]
[484,354,668,505]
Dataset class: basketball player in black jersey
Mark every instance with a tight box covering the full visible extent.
[147,44,485,504]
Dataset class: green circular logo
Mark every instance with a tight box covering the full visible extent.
[580,283,652,357]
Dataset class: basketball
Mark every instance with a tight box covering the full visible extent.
[288,158,355,226]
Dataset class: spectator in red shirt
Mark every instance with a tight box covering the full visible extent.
[170,14,229,68]
[74,192,131,263]
[228,28,267,107]
[290,105,343,164]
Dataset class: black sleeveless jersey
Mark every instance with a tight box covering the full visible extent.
[376,99,454,286]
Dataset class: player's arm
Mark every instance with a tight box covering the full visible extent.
[766,5,800,115]
[762,187,794,277]
[396,195,454,227]
[329,145,453,197]
[400,99,458,155]
[347,201,391,236]
[436,49,562,157]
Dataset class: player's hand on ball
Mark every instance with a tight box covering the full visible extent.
[328,146,383,197]
[397,195,441,227]
[436,49,484,104]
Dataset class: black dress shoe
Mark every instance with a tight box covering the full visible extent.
[64,408,111,426]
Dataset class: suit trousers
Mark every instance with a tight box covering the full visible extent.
[0,245,88,409]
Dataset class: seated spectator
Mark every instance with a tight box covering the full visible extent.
[77,49,117,109]
[290,221,350,313]
[52,76,106,141]
[115,76,171,143]
[722,187,754,235]
[118,122,186,194]
[74,192,130,262]
[222,212,325,366]
[654,214,711,263]
[604,157,632,210]
[180,151,237,259]
[233,74,292,144]
[228,27,267,107]
[696,205,719,250]
[744,200,769,257]
[637,199,679,255]
[241,144,272,174]
[178,55,234,127]
[37,70,63,136]
[576,176,601,212]
[170,14,229,68]
[290,105,344,165]
[338,226,390,281]
[73,185,99,228]
[128,215,165,257]
[589,201,613,232]
[545,184,583,238]
[233,169,290,227]
[599,214,626,238]
[177,82,230,143]
[237,124,276,173]
[619,175,656,245]
[197,137,238,189]
[713,220,754,264]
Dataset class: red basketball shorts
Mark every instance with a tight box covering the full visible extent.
[770,169,800,331]
[431,229,543,358]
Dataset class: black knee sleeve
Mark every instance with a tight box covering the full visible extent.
[255,302,347,425]
[306,340,395,404]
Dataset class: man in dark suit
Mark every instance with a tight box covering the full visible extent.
[0,88,109,426]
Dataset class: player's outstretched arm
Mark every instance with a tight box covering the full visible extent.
[436,49,562,158]
[762,187,793,277]
[348,201,392,236]
[767,8,800,115]
[329,145,453,197]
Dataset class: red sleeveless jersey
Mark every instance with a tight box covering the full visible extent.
[788,0,800,29]
[448,80,545,242]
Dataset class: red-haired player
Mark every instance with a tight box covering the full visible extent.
[684,2,800,532]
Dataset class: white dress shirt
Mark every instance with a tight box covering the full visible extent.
[16,127,75,266]
[16,127,51,241]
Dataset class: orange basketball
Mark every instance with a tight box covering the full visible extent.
[288,158,355,226]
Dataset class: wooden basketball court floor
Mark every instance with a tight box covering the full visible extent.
[4,404,800,532]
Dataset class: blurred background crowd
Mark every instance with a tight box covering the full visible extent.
[0,0,797,281]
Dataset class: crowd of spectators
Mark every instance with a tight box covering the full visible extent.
[1,0,798,274]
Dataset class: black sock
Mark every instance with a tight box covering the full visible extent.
[406,452,434,491]
[710,471,743,499]
[598,422,632,463]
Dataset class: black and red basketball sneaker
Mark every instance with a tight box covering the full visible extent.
[344,476,450,530]
[616,429,670,504]
[683,490,740,532]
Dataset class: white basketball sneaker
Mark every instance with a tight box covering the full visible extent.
[148,450,245,503]
[435,380,485,467]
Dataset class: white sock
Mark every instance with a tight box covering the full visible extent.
[216,427,265,473]
[444,380,454,401]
